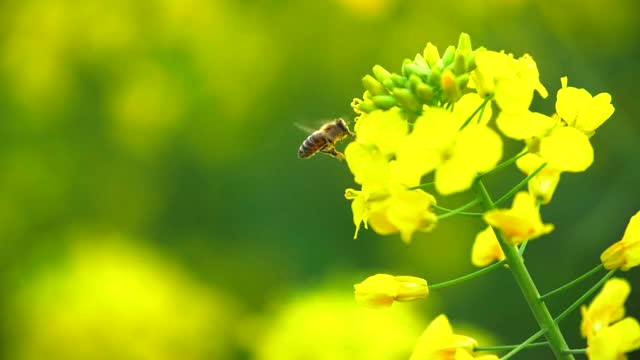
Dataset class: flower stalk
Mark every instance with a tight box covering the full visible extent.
[473,179,574,360]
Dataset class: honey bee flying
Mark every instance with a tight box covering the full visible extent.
[297,118,354,160]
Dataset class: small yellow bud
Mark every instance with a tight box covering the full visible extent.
[362,74,388,96]
[372,64,392,83]
[441,69,460,102]
[354,274,428,308]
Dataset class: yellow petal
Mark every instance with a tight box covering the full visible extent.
[516,153,561,204]
[410,315,478,360]
[472,226,505,267]
[556,84,592,127]
[453,93,493,127]
[345,142,391,185]
[385,190,438,243]
[588,317,640,360]
[435,156,478,195]
[601,211,640,271]
[354,274,398,308]
[515,54,548,99]
[576,92,614,134]
[539,126,593,172]
[496,111,556,140]
[581,278,630,338]
[350,190,368,239]
[455,126,503,174]
[494,77,534,114]
[355,109,409,155]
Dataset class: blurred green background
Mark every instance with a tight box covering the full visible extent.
[1,0,639,359]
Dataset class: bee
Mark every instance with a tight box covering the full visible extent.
[297,118,354,160]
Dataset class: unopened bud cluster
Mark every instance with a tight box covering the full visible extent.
[355,33,482,115]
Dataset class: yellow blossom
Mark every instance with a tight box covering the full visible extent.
[495,111,556,140]
[345,142,391,186]
[483,191,554,245]
[516,153,561,204]
[354,274,429,308]
[601,210,640,271]
[410,314,478,360]
[587,317,640,360]
[395,108,502,195]
[581,278,629,338]
[472,51,547,113]
[556,76,614,136]
[452,93,493,127]
[353,108,409,156]
[367,188,438,243]
[471,227,505,267]
[536,77,615,173]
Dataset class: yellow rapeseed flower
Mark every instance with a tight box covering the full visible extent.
[472,51,547,113]
[580,278,629,339]
[345,186,438,243]
[537,77,615,173]
[516,153,561,204]
[354,274,429,308]
[410,314,478,360]
[353,108,409,156]
[601,210,640,271]
[395,108,502,195]
[471,226,505,267]
[483,191,554,245]
[556,77,614,136]
[587,317,640,360]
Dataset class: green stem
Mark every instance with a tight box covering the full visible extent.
[554,269,617,324]
[494,162,547,206]
[475,341,549,352]
[563,349,587,355]
[429,259,506,290]
[519,241,528,255]
[500,329,547,360]
[539,264,605,301]
[481,150,528,178]
[473,179,574,360]
[460,95,493,130]
[435,199,482,220]
[409,181,435,190]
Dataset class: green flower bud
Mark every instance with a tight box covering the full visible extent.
[357,100,377,113]
[441,45,456,66]
[456,74,470,90]
[404,63,430,79]
[382,78,395,89]
[362,75,388,96]
[401,59,412,77]
[423,42,440,68]
[454,53,467,75]
[441,68,460,102]
[466,47,486,72]
[414,53,428,68]
[390,73,406,87]
[428,66,441,87]
[456,33,472,58]
[372,65,392,83]
[408,74,423,91]
[371,95,398,109]
[393,88,421,112]
[415,83,434,102]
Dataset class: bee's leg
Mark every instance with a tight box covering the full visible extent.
[320,145,345,160]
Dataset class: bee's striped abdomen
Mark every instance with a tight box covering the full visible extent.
[298,131,328,159]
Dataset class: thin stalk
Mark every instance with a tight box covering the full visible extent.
[554,269,617,324]
[475,341,549,352]
[460,95,493,130]
[429,259,506,290]
[474,179,574,360]
[494,162,547,206]
[409,181,435,190]
[481,151,528,178]
[435,199,482,220]
[539,264,605,301]
[563,349,587,355]
[500,329,547,360]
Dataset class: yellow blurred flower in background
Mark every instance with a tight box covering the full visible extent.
[8,233,237,360]
[252,288,424,360]
[409,314,479,360]
[471,227,505,267]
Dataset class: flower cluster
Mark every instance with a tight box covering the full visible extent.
[581,278,640,359]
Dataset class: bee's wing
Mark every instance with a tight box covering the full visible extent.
[294,123,317,134]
